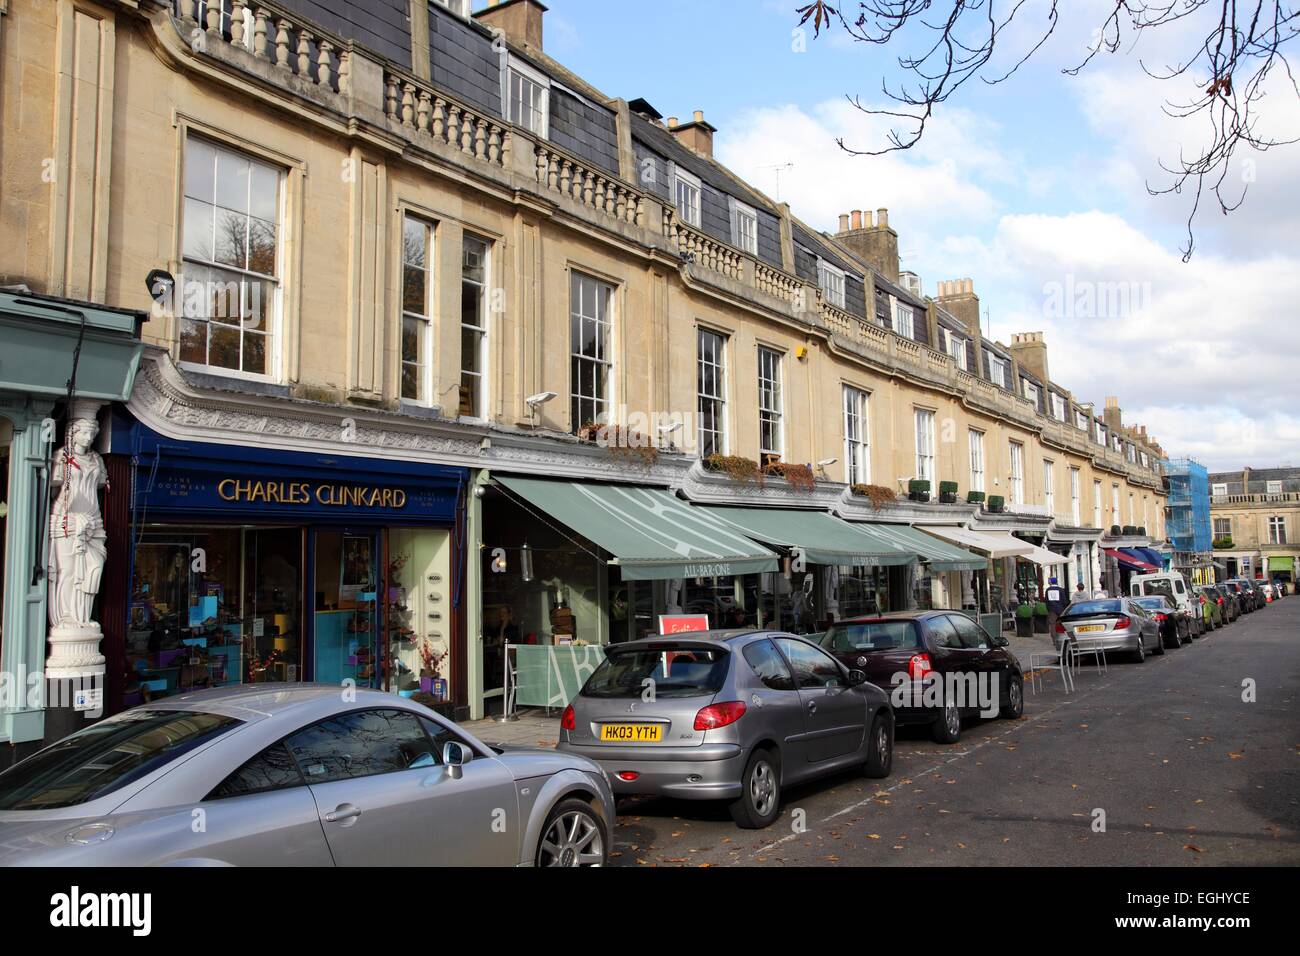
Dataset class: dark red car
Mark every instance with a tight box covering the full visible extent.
[818,611,1024,744]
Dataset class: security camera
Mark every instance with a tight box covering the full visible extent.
[817,458,837,468]
[525,391,557,407]
[658,422,684,435]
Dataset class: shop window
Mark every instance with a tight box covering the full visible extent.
[180,135,282,379]
[129,527,302,702]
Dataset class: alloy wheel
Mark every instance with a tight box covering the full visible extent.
[537,809,604,867]
[750,758,776,816]
[945,697,961,735]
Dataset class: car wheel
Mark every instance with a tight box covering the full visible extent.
[1134,637,1146,663]
[932,693,962,744]
[863,712,893,778]
[535,797,607,867]
[1154,628,1167,655]
[729,747,781,829]
[1000,670,1024,719]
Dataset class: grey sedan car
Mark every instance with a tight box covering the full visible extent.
[556,630,894,829]
[0,684,613,866]
[1054,597,1163,663]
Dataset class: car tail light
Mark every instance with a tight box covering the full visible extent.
[616,771,639,782]
[560,704,576,731]
[1114,616,1132,630]
[1054,621,1066,634]
[694,701,746,731]
[1154,613,1167,622]
[908,652,932,680]
[1217,597,1224,605]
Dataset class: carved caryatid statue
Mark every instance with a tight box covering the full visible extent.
[46,400,108,680]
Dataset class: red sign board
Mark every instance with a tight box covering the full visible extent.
[658,614,710,635]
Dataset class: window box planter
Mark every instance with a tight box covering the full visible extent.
[851,484,898,511]
[987,495,1005,514]
[908,479,931,503]
[704,454,764,486]
[1137,526,1147,536]
[966,490,986,504]
[763,460,816,492]
[1122,525,1139,536]
[1110,525,1122,536]
[939,481,959,504]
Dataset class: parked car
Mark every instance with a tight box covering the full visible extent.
[1256,580,1276,603]
[1129,572,1203,636]
[0,685,614,867]
[818,612,1025,745]
[1212,583,1241,622]
[1232,578,1264,611]
[1273,579,1289,597]
[1131,595,1191,647]
[556,630,895,829]
[1224,580,1254,613]
[1195,585,1226,629]
[1055,598,1163,663]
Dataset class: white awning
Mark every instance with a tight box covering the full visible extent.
[1017,542,1070,567]
[917,526,1035,559]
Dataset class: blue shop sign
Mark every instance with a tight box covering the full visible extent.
[127,423,464,523]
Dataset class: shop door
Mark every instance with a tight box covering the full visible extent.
[312,529,381,688]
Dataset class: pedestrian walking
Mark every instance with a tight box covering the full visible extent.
[1044,577,1066,632]
[1071,582,1087,603]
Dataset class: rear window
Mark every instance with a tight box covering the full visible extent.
[1063,600,1122,617]
[1133,597,1171,611]
[1139,579,1175,599]
[821,620,920,653]
[582,647,728,699]
[0,710,240,810]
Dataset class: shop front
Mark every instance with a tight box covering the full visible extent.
[118,423,466,714]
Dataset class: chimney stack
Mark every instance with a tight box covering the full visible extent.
[1007,331,1049,383]
[475,0,548,52]
[667,108,717,158]
[1103,396,1122,437]
[934,278,981,338]
[834,206,900,282]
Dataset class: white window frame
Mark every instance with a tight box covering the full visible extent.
[673,166,702,228]
[843,386,871,486]
[1111,484,1121,526]
[459,233,491,420]
[1043,460,1055,516]
[1094,480,1103,528]
[431,0,471,17]
[399,212,435,406]
[1022,379,1039,406]
[1009,441,1024,505]
[1076,409,1089,431]
[914,408,936,484]
[569,271,614,432]
[697,327,728,458]
[1267,479,1283,495]
[818,259,846,309]
[1051,393,1067,422]
[988,353,1008,389]
[1070,467,1081,525]
[945,330,968,370]
[179,133,285,384]
[894,301,915,339]
[504,55,550,139]
[1269,516,1286,544]
[1211,482,1228,496]
[730,198,758,255]
[1214,517,1231,537]
[757,346,784,457]
[968,429,985,493]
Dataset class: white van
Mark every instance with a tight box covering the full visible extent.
[1130,572,1204,636]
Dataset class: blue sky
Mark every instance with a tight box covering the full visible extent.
[539,0,1300,471]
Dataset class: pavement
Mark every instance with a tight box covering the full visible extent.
[462,603,1299,867]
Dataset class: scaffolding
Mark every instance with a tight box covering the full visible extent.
[1164,458,1212,557]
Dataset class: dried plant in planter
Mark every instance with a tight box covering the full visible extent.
[851,483,897,512]
[600,424,660,467]
[704,454,764,487]
[763,461,816,493]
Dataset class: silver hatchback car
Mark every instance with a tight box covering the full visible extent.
[1054,597,1163,663]
[0,684,614,866]
[556,630,895,829]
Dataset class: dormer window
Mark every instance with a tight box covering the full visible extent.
[674,166,701,227]
[818,260,846,308]
[1023,380,1039,406]
[944,330,967,370]
[431,0,471,16]
[505,56,549,138]
[729,198,758,254]
[1051,393,1067,422]
[894,301,915,339]
[988,354,1008,389]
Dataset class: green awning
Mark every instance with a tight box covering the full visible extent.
[852,522,987,572]
[494,475,779,580]
[696,506,915,568]
[1268,556,1294,573]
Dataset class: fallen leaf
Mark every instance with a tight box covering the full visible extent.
[1184,844,1204,853]
[1228,752,1244,760]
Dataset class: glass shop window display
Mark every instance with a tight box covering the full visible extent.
[129,527,302,703]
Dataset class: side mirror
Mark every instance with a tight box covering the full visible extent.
[994,635,1009,647]
[847,669,868,687]
[443,741,472,780]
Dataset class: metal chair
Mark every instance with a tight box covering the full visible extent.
[1067,638,1108,676]
[1029,646,1074,694]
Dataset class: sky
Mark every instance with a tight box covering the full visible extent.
[539,0,1300,472]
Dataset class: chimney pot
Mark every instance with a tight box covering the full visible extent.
[667,116,678,128]
[851,210,863,230]
[693,109,704,123]
[877,208,888,228]
[838,214,850,232]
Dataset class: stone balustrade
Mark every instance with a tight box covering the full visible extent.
[664,210,743,280]
[819,299,853,337]
[383,72,511,170]
[533,144,643,225]
[175,0,348,94]
[757,262,802,303]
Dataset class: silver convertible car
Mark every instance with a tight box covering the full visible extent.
[557,630,894,829]
[0,685,613,866]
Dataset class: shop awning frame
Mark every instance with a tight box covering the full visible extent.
[494,476,780,581]
[696,506,917,568]
[918,526,1035,560]
[850,522,987,572]
[1017,542,1070,567]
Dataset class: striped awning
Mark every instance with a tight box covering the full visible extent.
[494,476,779,580]
[848,522,986,571]
[695,507,916,567]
